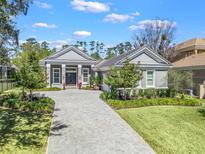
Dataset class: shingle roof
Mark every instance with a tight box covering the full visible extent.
[173,53,205,68]
[95,48,138,68]
[94,46,171,71]
[174,38,205,53]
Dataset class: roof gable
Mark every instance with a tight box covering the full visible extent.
[56,50,87,60]
[46,46,95,61]
[116,47,171,66]
[130,52,159,65]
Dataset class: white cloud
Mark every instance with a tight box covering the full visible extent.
[129,25,140,31]
[34,1,52,9]
[32,22,56,28]
[70,0,110,13]
[132,11,140,16]
[104,12,140,23]
[129,19,177,31]
[49,39,72,48]
[73,30,92,38]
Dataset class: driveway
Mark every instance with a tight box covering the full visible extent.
[44,89,155,154]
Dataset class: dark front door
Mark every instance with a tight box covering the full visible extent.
[66,72,77,85]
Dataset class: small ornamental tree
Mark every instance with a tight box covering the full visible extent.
[105,60,143,100]
[14,41,47,100]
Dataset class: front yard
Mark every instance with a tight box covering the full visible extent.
[0,109,52,154]
[117,106,205,154]
[0,88,55,154]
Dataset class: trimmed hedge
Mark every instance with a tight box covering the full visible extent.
[34,87,62,91]
[0,93,55,114]
[103,97,202,109]
[138,88,177,98]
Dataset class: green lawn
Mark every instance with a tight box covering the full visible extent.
[117,106,205,154]
[0,109,52,154]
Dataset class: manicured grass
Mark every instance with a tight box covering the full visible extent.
[117,106,205,154]
[3,87,22,95]
[0,109,52,154]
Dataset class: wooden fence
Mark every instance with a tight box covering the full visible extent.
[0,79,16,93]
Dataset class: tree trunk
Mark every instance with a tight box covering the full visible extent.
[124,88,127,100]
[22,86,25,101]
[30,89,32,101]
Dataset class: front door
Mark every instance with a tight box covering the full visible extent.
[66,72,77,85]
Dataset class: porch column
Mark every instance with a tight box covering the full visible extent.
[78,65,82,84]
[46,64,51,87]
[62,64,66,87]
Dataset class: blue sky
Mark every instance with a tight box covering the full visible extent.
[17,0,205,48]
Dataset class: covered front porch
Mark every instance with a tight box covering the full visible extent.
[46,64,94,88]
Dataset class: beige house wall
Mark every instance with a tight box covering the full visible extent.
[192,70,205,98]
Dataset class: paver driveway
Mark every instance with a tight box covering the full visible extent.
[44,89,155,154]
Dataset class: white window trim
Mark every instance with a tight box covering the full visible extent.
[146,70,155,88]
[66,67,77,73]
[53,68,60,84]
[82,68,89,84]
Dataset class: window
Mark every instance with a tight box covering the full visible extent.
[147,71,154,87]
[82,68,89,83]
[53,68,60,84]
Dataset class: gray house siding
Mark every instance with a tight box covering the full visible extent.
[155,70,168,88]
[100,69,168,91]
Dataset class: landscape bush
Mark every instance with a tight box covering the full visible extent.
[106,98,202,109]
[138,88,177,98]
[82,86,92,90]
[34,87,62,91]
[0,93,55,114]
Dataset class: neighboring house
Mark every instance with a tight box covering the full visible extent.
[40,45,172,90]
[173,38,205,98]
[0,65,15,79]
[172,38,205,62]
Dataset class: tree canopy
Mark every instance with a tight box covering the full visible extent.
[105,60,143,99]
[0,0,32,65]
[13,38,47,100]
[133,19,176,60]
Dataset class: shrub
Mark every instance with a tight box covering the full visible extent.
[100,92,115,100]
[138,88,177,99]
[1,92,55,113]
[35,87,62,91]
[82,86,92,90]
[106,98,202,109]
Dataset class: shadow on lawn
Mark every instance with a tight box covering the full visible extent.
[198,108,205,118]
[0,109,50,148]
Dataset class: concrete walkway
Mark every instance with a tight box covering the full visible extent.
[44,89,155,154]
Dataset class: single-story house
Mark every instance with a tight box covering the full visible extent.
[40,45,172,90]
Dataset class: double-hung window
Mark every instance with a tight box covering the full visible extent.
[82,68,89,83]
[53,68,60,84]
[146,70,154,87]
